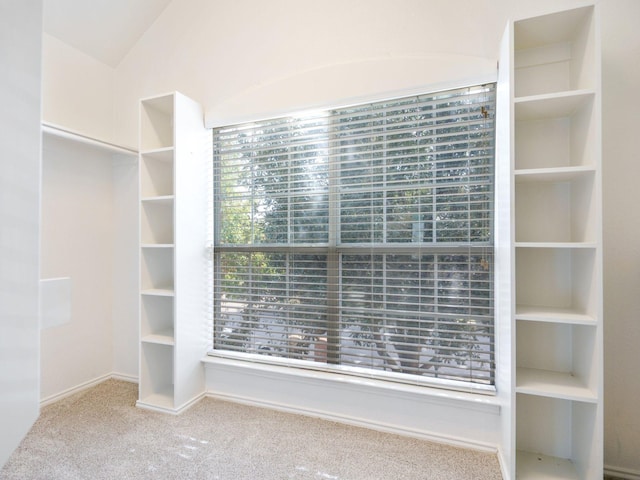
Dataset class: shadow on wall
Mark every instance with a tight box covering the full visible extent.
[205,53,496,127]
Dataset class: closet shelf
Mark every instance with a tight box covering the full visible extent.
[141,244,174,249]
[515,305,596,325]
[42,122,138,156]
[140,146,175,156]
[516,367,597,403]
[515,242,597,249]
[141,288,175,297]
[141,329,175,346]
[514,166,595,183]
[141,195,174,204]
[514,89,595,120]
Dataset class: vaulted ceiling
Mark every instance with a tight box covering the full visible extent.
[43,0,173,67]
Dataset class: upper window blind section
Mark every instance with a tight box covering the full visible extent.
[214,113,330,246]
[214,85,495,249]
[335,87,494,246]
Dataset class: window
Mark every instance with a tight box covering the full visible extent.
[212,84,496,391]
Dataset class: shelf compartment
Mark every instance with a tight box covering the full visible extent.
[514,6,596,97]
[141,294,174,342]
[517,395,599,479]
[516,247,598,320]
[515,91,596,170]
[141,330,175,346]
[140,95,174,151]
[141,247,174,291]
[141,149,174,197]
[139,342,174,406]
[516,368,596,403]
[516,320,597,401]
[515,170,596,243]
[141,199,174,244]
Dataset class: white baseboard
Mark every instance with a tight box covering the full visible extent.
[111,372,138,384]
[205,390,497,455]
[40,372,139,407]
[605,465,640,480]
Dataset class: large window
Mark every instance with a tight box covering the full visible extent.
[212,84,496,391]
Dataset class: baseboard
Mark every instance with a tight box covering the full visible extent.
[605,465,640,480]
[110,372,138,384]
[40,372,139,407]
[40,373,113,407]
[205,390,497,455]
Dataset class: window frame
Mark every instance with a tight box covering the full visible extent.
[211,83,496,394]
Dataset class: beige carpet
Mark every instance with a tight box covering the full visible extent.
[1,379,502,479]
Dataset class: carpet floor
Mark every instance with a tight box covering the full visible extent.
[1,379,503,479]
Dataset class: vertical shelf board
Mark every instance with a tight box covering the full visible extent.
[514,6,595,97]
[140,94,174,151]
[514,92,596,170]
[140,200,174,244]
[172,92,210,410]
[515,247,597,320]
[141,149,174,197]
[139,342,174,406]
[515,172,596,243]
[141,288,174,339]
[495,19,516,480]
[141,247,174,292]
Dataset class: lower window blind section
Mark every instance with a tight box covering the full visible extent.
[213,83,496,390]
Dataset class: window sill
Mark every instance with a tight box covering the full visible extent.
[202,354,501,416]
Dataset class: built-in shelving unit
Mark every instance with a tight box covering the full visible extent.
[137,92,210,414]
[507,5,602,479]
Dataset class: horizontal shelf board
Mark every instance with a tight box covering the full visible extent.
[141,288,175,297]
[514,166,596,183]
[140,147,174,160]
[141,195,174,204]
[137,388,175,410]
[516,367,597,403]
[516,450,579,480]
[140,146,174,155]
[514,89,594,120]
[141,243,174,249]
[515,242,597,249]
[141,329,175,346]
[42,122,138,156]
[515,305,596,325]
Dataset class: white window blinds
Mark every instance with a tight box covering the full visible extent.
[213,84,495,390]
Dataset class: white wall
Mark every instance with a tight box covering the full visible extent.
[601,0,640,476]
[42,33,116,143]
[111,156,139,379]
[40,135,115,400]
[0,0,42,467]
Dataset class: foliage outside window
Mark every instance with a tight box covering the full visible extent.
[212,84,496,390]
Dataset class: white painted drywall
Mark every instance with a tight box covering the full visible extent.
[40,135,115,401]
[42,33,116,144]
[111,156,139,380]
[0,0,43,467]
[601,0,640,475]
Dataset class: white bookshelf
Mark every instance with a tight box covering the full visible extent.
[506,5,602,479]
[137,92,210,414]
